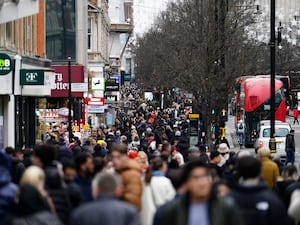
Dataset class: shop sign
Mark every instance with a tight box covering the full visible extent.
[0,53,13,75]
[87,105,105,113]
[105,78,119,91]
[108,75,120,83]
[20,69,44,85]
[86,97,105,106]
[50,65,85,97]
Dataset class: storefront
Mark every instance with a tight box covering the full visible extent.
[35,65,86,142]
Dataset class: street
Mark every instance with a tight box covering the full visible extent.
[226,115,300,168]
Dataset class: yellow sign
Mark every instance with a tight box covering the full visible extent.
[188,114,200,119]
[83,124,90,130]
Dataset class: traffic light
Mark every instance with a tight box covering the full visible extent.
[211,109,215,115]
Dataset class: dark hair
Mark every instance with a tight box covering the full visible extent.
[236,156,261,179]
[290,129,295,133]
[74,152,92,171]
[62,159,76,171]
[5,146,15,156]
[93,157,106,176]
[34,144,58,166]
[145,157,165,184]
[109,143,128,155]
[281,165,298,179]
[167,168,184,190]
[210,150,220,160]
[181,160,209,183]
[162,143,171,152]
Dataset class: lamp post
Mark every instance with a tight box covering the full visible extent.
[269,0,276,152]
[68,56,72,143]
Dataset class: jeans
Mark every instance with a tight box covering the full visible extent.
[285,151,295,166]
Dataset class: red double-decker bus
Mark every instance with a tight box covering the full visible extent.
[237,77,286,146]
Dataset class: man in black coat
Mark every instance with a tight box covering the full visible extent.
[230,156,288,225]
[285,129,295,166]
[69,173,140,225]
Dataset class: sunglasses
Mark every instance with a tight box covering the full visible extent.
[220,152,229,156]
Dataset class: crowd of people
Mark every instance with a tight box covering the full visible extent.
[1,106,300,225]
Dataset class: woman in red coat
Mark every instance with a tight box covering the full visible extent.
[293,108,299,125]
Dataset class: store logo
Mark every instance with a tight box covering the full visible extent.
[26,72,38,81]
[20,69,44,85]
[0,53,13,75]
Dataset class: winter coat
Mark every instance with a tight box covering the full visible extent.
[274,179,297,208]
[10,211,62,225]
[230,183,288,225]
[286,134,295,152]
[157,192,244,225]
[69,194,140,225]
[9,185,62,225]
[140,172,176,225]
[73,174,93,203]
[288,190,300,224]
[260,157,280,189]
[119,160,143,211]
[44,166,72,225]
[57,143,72,163]
[10,158,25,184]
[293,109,299,118]
[0,152,17,221]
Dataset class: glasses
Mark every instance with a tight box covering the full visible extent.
[220,152,229,156]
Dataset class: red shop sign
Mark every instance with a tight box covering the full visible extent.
[51,65,85,97]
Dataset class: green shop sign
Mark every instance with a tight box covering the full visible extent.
[0,53,13,75]
[20,69,44,85]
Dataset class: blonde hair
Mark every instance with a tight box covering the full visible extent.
[20,166,47,197]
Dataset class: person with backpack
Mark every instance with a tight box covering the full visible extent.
[237,120,245,148]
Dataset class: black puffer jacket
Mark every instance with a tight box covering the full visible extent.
[230,183,288,225]
[44,165,72,225]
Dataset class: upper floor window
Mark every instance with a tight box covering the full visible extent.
[88,17,93,51]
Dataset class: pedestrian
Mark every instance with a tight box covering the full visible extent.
[73,152,94,203]
[0,150,17,223]
[285,129,296,166]
[110,143,142,211]
[258,147,280,190]
[237,120,245,147]
[293,108,299,125]
[288,189,300,224]
[230,156,288,225]
[155,160,244,225]
[69,172,140,225]
[140,157,176,225]
[8,166,62,225]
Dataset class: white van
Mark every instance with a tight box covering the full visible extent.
[254,120,291,160]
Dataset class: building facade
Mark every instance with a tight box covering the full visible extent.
[0,0,53,149]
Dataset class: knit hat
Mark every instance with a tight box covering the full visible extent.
[259,147,271,158]
[218,143,229,153]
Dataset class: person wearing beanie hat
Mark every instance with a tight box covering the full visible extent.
[258,147,279,189]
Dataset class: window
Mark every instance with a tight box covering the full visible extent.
[263,128,289,138]
[88,17,93,51]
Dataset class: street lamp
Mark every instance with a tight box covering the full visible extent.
[68,56,72,143]
[269,0,276,152]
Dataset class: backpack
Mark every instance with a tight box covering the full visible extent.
[238,123,243,130]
